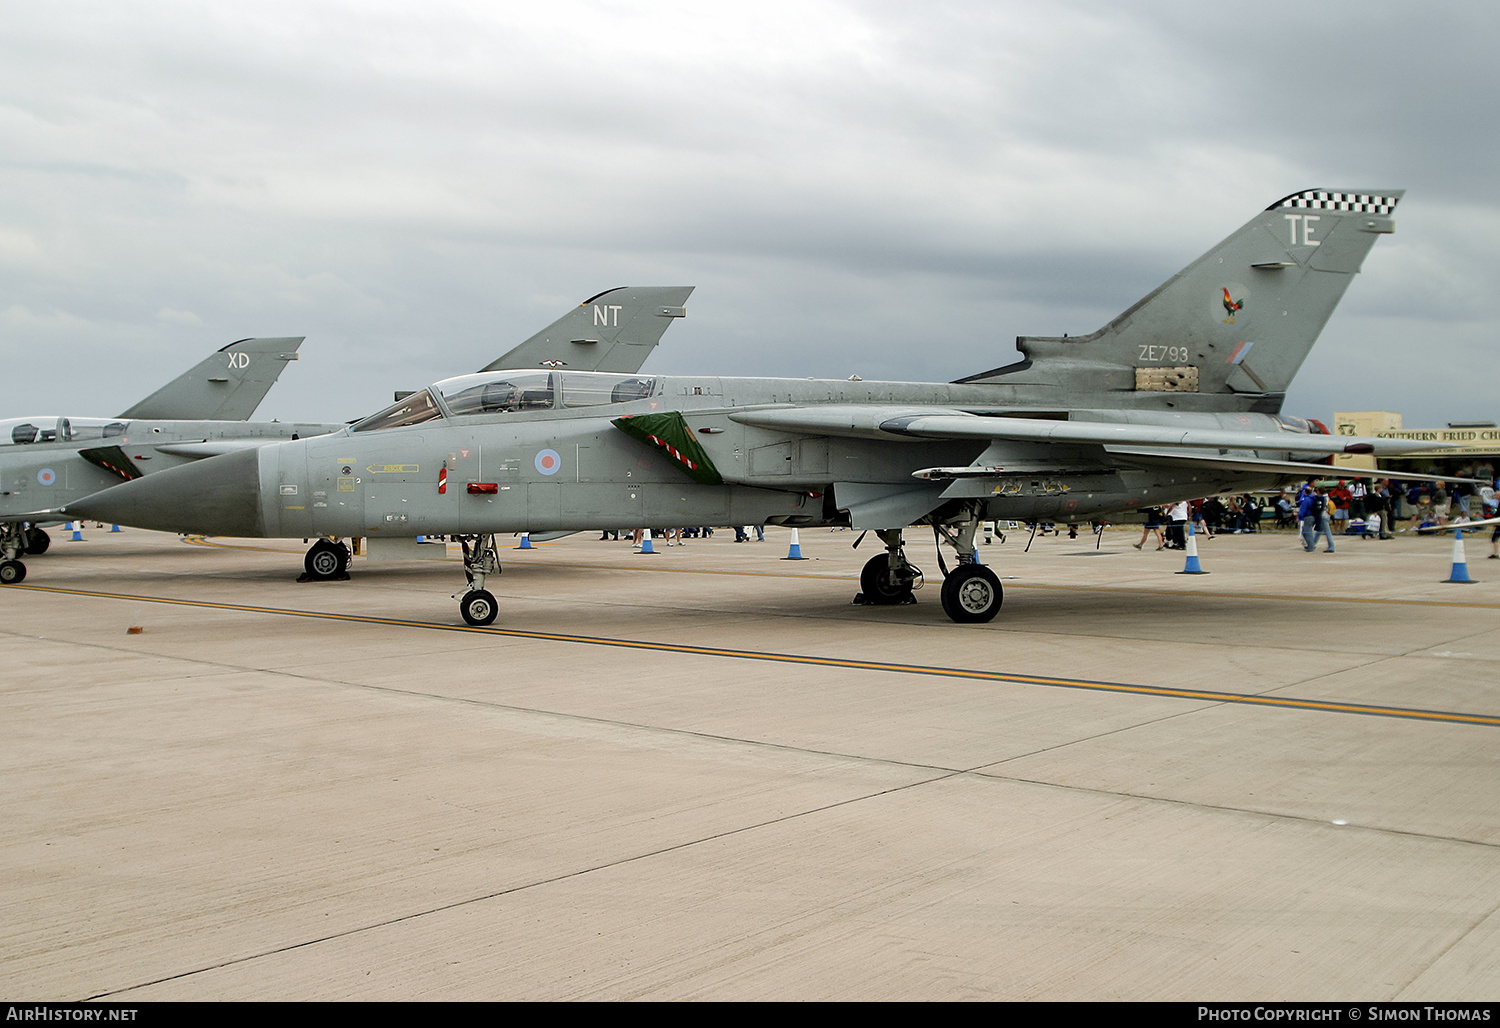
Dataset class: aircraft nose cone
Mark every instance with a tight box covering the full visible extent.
[66,447,266,537]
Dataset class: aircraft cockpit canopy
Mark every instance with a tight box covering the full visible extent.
[349,390,444,434]
[351,371,659,433]
[0,417,127,446]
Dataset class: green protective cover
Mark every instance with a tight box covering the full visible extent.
[611,411,723,485]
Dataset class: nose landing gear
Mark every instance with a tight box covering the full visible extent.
[456,534,501,626]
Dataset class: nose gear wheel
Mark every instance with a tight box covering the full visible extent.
[460,588,498,626]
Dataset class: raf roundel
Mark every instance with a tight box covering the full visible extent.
[36,468,56,486]
[534,449,561,476]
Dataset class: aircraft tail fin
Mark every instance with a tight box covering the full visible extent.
[957,189,1403,411]
[117,336,305,421]
[481,286,693,375]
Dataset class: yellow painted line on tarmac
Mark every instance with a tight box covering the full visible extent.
[1008,581,1500,610]
[11,582,1500,729]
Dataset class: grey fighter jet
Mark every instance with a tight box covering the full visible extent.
[57,189,1443,625]
[0,336,333,562]
[0,288,693,581]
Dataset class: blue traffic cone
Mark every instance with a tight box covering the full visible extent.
[517,532,533,549]
[1446,527,1474,583]
[1175,521,1208,575]
[638,528,655,554]
[782,528,806,560]
[110,524,121,533]
[70,523,84,542]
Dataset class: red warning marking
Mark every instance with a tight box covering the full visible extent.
[646,433,698,471]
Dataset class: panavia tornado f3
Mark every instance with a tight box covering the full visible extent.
[56,189,1444,625]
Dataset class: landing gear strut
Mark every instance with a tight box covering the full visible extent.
[300,538,352,581]
[934,511,1002,623]
[0,523,28,585]
[856,529,919,605]
[457,534,501,626]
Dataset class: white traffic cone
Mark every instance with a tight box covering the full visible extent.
[517,532,533,549]
[1175,521,1208,575]
[638,528,656,554]
[782,528,806,560]
[1446,527,1474,583]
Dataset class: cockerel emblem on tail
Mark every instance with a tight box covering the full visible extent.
[1221,287,1245,323]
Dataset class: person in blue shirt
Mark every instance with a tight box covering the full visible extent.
[1299,486,1336,553]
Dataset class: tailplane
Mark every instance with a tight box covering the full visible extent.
[957,189,1403,410]
[118,336,305,421]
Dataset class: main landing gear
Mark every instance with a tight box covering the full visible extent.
[0,522,29,585]
[856,529,921,606]
[939,562,1003,623]
[930,513,1002,624]
[299,538,352,582]
[456,534,501,626]
[854,511,1003,624]
[932,514,1003,623]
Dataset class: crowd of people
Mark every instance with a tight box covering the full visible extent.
[1132,495,1270,550]
[1126,465,1500,556]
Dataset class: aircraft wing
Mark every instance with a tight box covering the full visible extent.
[118,337,304,421]
[1093,449,1486,485]
[729,406,1447,456]
[480,286,693,374]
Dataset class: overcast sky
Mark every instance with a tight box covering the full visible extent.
[2,0,1494,426]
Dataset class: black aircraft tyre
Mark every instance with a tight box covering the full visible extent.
[304,540,344,579]
[0,559,26,585]
[860,552,914,605]
[940,564,1003,623]
[460,589,499,627]
[334,541,352,572]
[23,528,50,555]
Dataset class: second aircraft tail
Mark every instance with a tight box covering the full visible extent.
[482,286,693,375]
[118,336,305,421]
